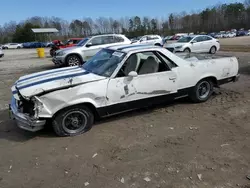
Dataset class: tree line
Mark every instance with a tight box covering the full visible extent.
[1,1,250,43]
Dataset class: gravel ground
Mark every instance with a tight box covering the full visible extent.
[0,49,250,188]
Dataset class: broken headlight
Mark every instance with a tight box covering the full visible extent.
[31,96,44,118]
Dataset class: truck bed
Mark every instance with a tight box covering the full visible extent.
[176,52,235,61]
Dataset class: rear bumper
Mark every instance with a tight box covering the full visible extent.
[9,96,46,132]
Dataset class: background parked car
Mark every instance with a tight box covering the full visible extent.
[236,30,248,36]
[22,42,46,48]
[208,32,217,38]
[53,34,131,67]
[131,35,163,46]
[0,49,4,58]
[224,32,236,38]
[214,31,226,38]
[2,43,23,49]
[50,38,83,57]
[165,35,220,54]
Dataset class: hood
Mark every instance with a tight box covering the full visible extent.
[59,46,81,53]
[166,42,188,48]
[11,66,106,99]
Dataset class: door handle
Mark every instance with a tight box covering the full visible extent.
[169,77,176,80]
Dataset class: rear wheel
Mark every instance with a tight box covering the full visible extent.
[66,55,81,66]
[17,46,21,49]
[209,46,217,54]
[52,105,94,137]
[189,79,214,103]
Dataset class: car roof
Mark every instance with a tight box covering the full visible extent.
[106,44,162,53]
[89,34,125,38]
[69,38,83,40]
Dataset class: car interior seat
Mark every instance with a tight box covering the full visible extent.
[124,54,141,76]
[138,56,159,75]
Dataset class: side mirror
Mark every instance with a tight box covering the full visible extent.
[128,71,138,77]
[85,43,92,47]
[191,40,197,44]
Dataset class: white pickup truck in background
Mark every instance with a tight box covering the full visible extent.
[10,44,239,136]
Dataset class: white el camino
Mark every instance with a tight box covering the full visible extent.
[10,44,239,136]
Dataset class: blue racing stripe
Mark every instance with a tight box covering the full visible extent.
[17,71,90,90]
[117,44,152,51]
[18,66,81,83]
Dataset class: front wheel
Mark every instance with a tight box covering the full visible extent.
[189,79,214,103]
[50,49,55,57]
[209,46,217,54]
[52,105,94,137]
[66,55,82,66]
[184,48,191,53]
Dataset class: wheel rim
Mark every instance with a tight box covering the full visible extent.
[197,81,211,99]
[184,49,190,53]
[62,111,88,134]
[68,56,80,66]
[211,47,216,54]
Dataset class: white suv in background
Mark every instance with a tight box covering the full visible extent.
[53,34,131,67]
[132,35,163,46]
[2,43,23,49]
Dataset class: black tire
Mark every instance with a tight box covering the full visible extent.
[209,46,217,54]
[52,105,94,137]
[66,54,82,66]
[17,46,21,49]
[184,48,191,53]
[50,49,55,57]
[189,79,214,103]
[155,43,161,46]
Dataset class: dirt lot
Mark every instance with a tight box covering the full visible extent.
[0,48,250,188]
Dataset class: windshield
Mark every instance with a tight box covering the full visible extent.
[82,48,126,77]
[77,38,89,46]
[177,36,194,43]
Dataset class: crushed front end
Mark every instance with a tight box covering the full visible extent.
[9,90,46,132]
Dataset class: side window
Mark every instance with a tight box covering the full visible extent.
[89,36,103,46]
[102,36,116,44]
[147,36,158,40]
[204,36,212,41]
[114,36,124,43]
[156,52,178,69]
[195,36,203,42]
[147,36,153,41]
[116,51,170,77]
[140,37,147,42]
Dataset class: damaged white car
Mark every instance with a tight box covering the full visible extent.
[10,44,239,136]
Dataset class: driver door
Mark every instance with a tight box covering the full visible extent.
[82,36,104,61]
[191,36,203,52]
[106,51,178,114]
